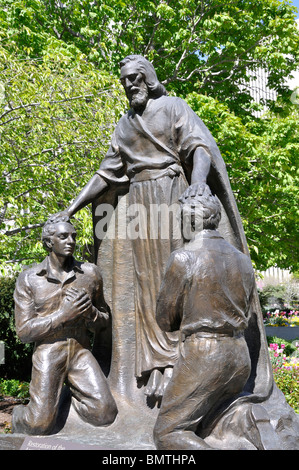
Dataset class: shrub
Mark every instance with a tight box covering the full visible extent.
[267,336,299,414]
[0,379,29,400]
[0,276,33,381]
[273,368,299,414]
[258,285,287,312]
[258,283,299,315]
[267,336,299,357]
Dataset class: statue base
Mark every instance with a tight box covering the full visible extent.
[0,390,157,451]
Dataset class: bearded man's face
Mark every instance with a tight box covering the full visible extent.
[120,63,149,111]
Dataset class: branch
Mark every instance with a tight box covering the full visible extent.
[0,115,22,126]
[5,257,42,264]
[0,94,95,122]
[0,102,40,120]
[144,16,163,55]
[162,9,273,87]
[0,202,8,226]
[162,4,204,84]
[3,222,45,236]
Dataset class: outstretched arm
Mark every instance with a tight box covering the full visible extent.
[66,173,109,217]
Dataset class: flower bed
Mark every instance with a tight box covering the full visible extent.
[264,310,299,340]
[268,341,299,370]
[267,337,299,414]
[264,310,299,327]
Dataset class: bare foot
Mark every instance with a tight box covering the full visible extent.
[155,367,173,398]
[144,369,162,397]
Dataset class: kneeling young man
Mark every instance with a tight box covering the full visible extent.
[12,215,117,435]
[153,187,255,449]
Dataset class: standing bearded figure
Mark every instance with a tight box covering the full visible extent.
[56,55,217,397]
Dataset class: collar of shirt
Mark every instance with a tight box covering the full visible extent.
[35,256,84,285]
[193,229,223,241]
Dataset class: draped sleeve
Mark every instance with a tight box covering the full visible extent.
[171,97,213,166]
[96,130,129,185]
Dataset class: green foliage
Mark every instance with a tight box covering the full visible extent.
[267,336,299,357]
[0,1,298,272]
[0,276,33,380]
[186,93,299,270]
[273,367,299,413]
[1,0,298,116]
[259,284,289,312]
[0,378,29,399]
[0,44,126,272]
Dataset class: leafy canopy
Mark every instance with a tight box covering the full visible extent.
[186,93,299,271]
[0,43,126,273]
[1,0,298,115]
[0,0,298,273]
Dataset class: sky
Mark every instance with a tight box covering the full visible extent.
[290,0,299,17]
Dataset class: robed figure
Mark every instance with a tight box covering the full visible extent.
[54,55,299,448]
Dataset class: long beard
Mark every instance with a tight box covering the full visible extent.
[130,89,149,111]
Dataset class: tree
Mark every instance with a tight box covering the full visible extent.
[0,43,126,273]
[1,0,298,116]
[0,0,298,272]
[186,92,299,271]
